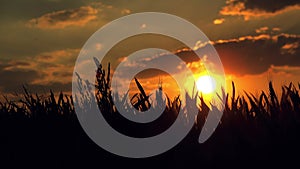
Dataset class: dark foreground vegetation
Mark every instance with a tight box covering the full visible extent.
[0,63,300,169]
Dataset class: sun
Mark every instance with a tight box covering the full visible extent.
[196,75,216,94]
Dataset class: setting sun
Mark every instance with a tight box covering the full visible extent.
[196,75,216,94]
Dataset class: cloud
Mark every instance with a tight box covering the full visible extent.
[213,18,225,25]
[121,9,131,15]
[255,26,269,34]
[95,43,103,51]
[211,33,300,75]
[35,49,79,65]
[32,49,79,84]
[226,64,300,96]
[23,82,73,94]
[281,42,299,55]
[110,32,300,79]
[220,0,300,20]
[272,27,281,32]
[255,27,282,34]
[113,48,202,80]
[26,6,98,29]
[0,63,43,93]
[0,48,79,94]
[140,23,147,29]
[0,60,33,71]
[269,65,300,75]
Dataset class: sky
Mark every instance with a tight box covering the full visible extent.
[0,0,299,98]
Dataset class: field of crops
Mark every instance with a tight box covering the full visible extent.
[0,63,299,169]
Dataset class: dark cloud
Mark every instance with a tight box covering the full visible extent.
[0,48,79,94]
[112,33,300,78]
[134,69,170,79]
[52,71,73,78]
[0,61,72,94]
[220,0,300,20]
[9,61,31,67]
[23,82,72,94]
[211,33,300,75]
[0,62,12,70]
[176,49,200,63]
[112,48,201,80]
[0,66,42,93]
[240,0,299,13]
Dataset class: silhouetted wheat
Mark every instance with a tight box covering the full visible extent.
[0,61,299,168]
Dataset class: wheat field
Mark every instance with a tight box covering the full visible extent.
[0,63,299,168]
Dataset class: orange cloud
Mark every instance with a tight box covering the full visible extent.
[211,33,300,75]
[220,0,300,20]
[27,6,98,29]
[210,33,300,46]
[35,49,79,63]
[211,34,272,45]
[3,61,33,71]
[272,27,281,32]
[25,49,80,85]
[281,42,299,55]
[255,26,269,34]
[121,9,131,15]
[213,18,225,25]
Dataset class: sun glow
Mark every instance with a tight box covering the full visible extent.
[196,75,216,94]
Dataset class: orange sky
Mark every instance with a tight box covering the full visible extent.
[0,0,299,100]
